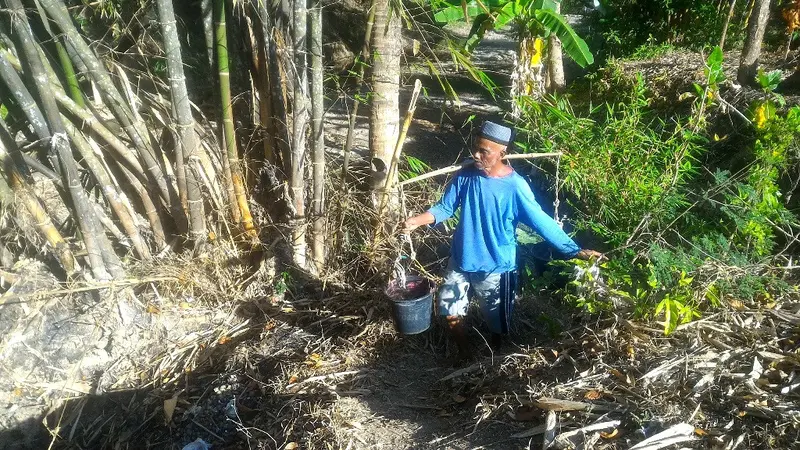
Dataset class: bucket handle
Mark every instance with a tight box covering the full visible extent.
[393,233,417,287]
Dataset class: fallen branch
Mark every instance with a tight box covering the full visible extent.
[629,423,696,450]
[399,152,562,186]
[0,276,176,305]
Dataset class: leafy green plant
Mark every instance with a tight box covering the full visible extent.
[515,47,799,333]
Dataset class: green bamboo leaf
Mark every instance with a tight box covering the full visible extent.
[465,13,493,53]
[533,9,594,68]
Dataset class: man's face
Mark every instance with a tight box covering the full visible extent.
[472,137,507,172]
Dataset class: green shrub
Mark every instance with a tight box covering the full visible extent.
[515,49,799,333]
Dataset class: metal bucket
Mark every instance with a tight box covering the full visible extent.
[386,276,434,335]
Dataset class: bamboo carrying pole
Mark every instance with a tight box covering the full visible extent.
[398,152,563,186]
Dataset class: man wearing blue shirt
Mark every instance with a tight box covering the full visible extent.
[403,120,602,360]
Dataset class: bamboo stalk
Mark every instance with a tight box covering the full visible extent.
[214,0,239,226]
[342,0,378,178]
[0,132,76,275]
[291,0,310,268]
[254,0,293,177]
[0,49,51,140]
[310,0,325,272]
[38,0,185,227]
[215,0,257,239]
[37,0,151,153]
[118,164,167,250]
[155,0,207,243]
[30,0,85,107]
[7,0,122,280]
[380,78,422,212]
[719,0,738,50]
[398,152,563,186]
[64,120,151,259]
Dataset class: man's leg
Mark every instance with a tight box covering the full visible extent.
[437,261,471,359]
[474,270,516,350]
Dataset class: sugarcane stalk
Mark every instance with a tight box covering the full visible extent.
[155,0,206,244]
[310,0,325,272]
[7,0,122,280]
[215,0,256,238]
[63,120,151,259]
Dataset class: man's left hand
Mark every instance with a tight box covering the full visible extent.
[576,249,605,261]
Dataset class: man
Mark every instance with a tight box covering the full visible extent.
[403,120,602,360]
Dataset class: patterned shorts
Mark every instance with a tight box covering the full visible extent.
[437,259,518,334]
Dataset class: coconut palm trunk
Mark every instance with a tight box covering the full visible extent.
[155,0,207,244]
[215,0,257,239]
[310,0,325,272]
[290,0,310,268]
[738,0,772,85]
[369,0,401,203]
[7,0,123,280]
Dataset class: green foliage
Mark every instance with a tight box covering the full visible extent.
[516,48,799,334]
[431,0,594,67]
[399,155,432,180]
[594,0,749,57]
[516,73,706,245]
[628,40,678,60]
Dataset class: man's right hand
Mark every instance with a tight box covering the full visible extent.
[401,212,435,234]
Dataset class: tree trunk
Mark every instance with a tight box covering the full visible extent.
[369,0,401,201]
[310,0,325,272]
[547,3,566,93]
[215,0,257,239]
[738,0,771,85]
[290,0,310,268]
[720,0,738,50]
[155,0,207,244]
[511,35,546,117]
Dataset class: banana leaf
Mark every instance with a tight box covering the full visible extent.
[533,8,594,67]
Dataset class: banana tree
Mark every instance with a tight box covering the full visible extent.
[432,0,593,110]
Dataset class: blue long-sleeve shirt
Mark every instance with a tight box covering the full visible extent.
[427,166,581,273]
